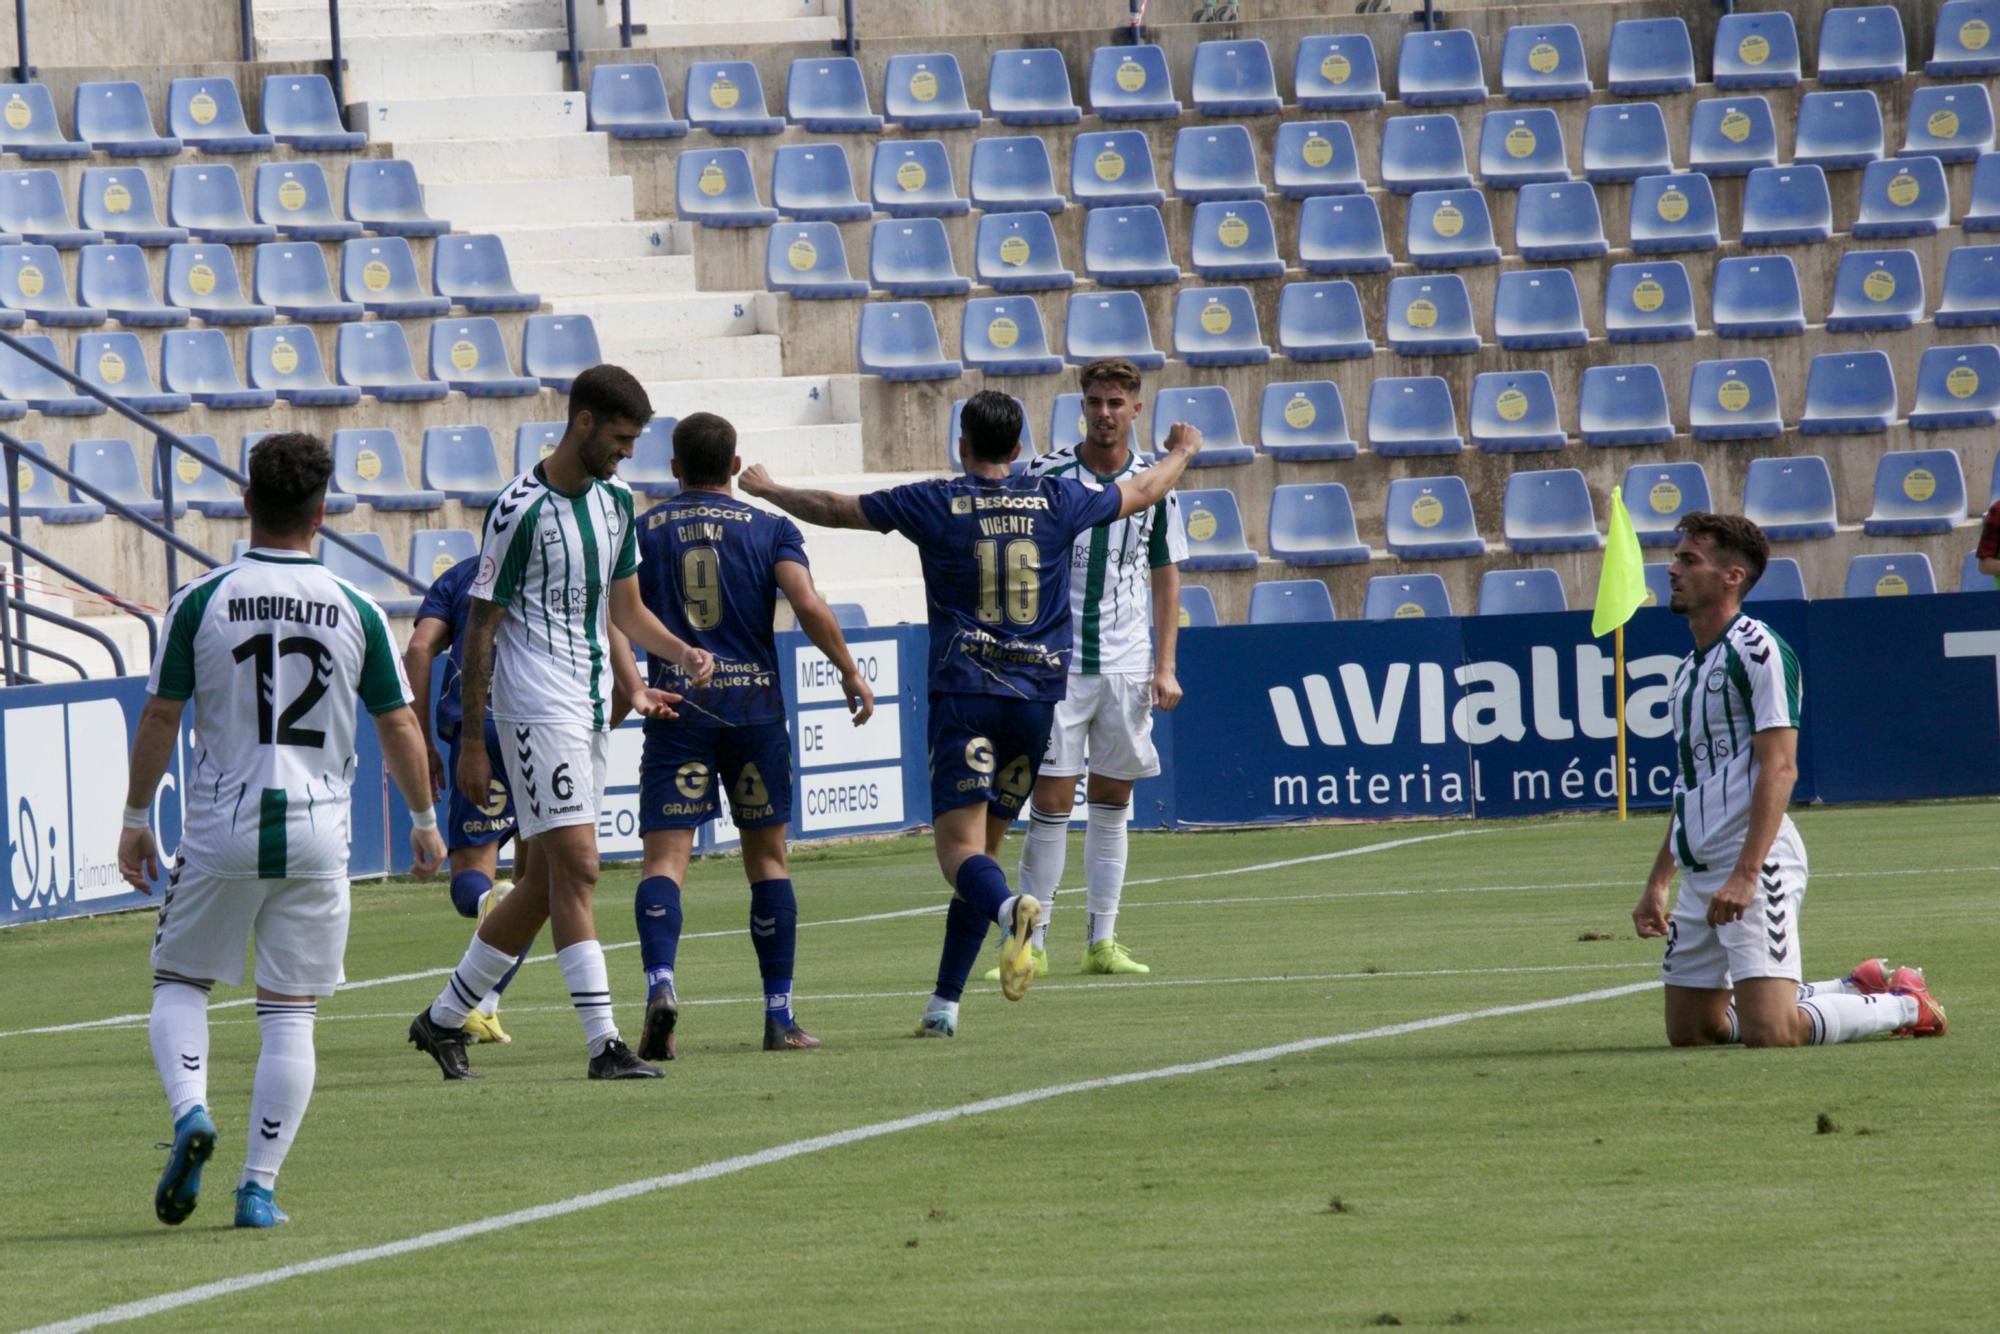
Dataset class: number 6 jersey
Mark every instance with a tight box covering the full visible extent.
[147,548,413,879]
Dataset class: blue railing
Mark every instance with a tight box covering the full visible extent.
[838,0,856,56]
[328,0,348,108]
[617,0,644,47]
[240,0,255,61]
[12,0,32,82]
[559,0,582,91]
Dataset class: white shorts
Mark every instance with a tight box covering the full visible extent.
[500,719,611,840]
[1041,673,1160,781]
[150,862,349,995]
[1662,819,1808,989]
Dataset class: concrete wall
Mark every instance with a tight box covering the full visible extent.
[0,0,250,71]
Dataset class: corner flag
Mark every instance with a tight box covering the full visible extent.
[1591,485,1647,638]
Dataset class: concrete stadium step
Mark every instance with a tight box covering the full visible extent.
[557,291,759,340]
[342,49,569,104]
[255,0,563,40]
[774,576,927,632]
[395,133,611,185]
[632,0,831,21]
[638,374,853,429]
[729,423,864,475]
[260,29,569,65]
[422,176,636,227]
[355,90,585,142]
[488,220,690,262]
[626,17,844,48]
[609,332,786,381]
[513,254,697,296]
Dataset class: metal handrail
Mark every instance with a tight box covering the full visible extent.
[0,521,160,659]
[560,0,581,91]
[618,0,643,47]
[328,0,347,109]
[1127,0,1145,45]
[1421,0,1436,33]
[839,0,857,56]
[240,0,255,61]
[8,596,120,678]
[0,431,215,569]
[12,0,32,82]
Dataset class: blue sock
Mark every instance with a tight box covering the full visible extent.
[933,895,991,1004]
[492,950,527,997]
[635,876,683,994]
[954,854,1013,924]
[749,878,798,1026]
[448,869,491,920]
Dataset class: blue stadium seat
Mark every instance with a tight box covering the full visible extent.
[1189,200,1282,280]
[343,159,448,238]
[168,242,273,324]
[72,438,184,520]
[1937,244,2000,327]
[246,326,359,406]
[1745,557,1808,602]
[1087,44,1180,121]
[336,321,447,402]
[322,533,422,615]
[1965,548,1994,590]
[252,162,359,241]
[421,425,508,505]
[341,236,448,318]
[1800,349,1897,433]
[411,528,479,584]
[685,61,783,134]
[5,438,102,520]
[429,318,538,397]
[827,603,869,629]
[1478,108,1569,188]
[771,143,869,222]
[1178,490,1258,572]
[587,63,688,138]
[1152,385,1256,466]
[1398,29,1486,106]
[1384,476,1485,559]
[1177,585,1220,627]
[1174,286,1269,368]
[1583,102,1673,183]
[1825,248,1922,331]
[1363,573,1452,619]
[856,300,960,380]
[975,210,1072,292]
[1627,172,1719,253]
[1062,290,1163,369]
[0,243,104,325]
[1470,370,1566,451]
[78,168,184,246]
[261,74,365,151]
[1712,254,1806,337]
[167,77,271,153]
[73,81,180,156]
[1273,121,1364,200]
[1081,204,1179,286]
[676,147,777,227]
[1844,553,1936,597]
[1191,39,1281,116]
[1295,35,1385,111]
[75,331,188,412]
[1642,563,1672,608]
[435,233,539,314]
[1405,188,1500,268]
[1929,1,2000,76]
[0,83,87,159]
[1579,363,1674,447]
[1739,166,1831,246]
[1903,85,1993,163]
[252,241,358,321]
[159,434,245,517]
[1277,279,1373,361]
[1604,260,1695,343]
[0,169,98,246]
[1070,130,1163,208]
[1817,5,1906,84]
[1966,153,2000,231]
[1689,358,1782,441]
[1296,193,1391,273]
[870,140,968,218]
[1501,24,1590,100]
[1047,392,1138,454]
[331,428,444,511]
[1607,18,1696,95]
[1171,124,1264,202]
[1792,90,1884,170]
[521,313,601,392]
[969,135,1064,213]
[1248,580,1335,624]
[1688,96,1778,175]
[1379,114,1473,194]
[1259,380,1356,461]
[961,296,1061,376]
[882,53,980,130]
[624,416,682,499]
[1385,274,1480,355]
[1910,344,2000,429]
[767,221,867,298]
[987,49,1080,126]
[1367,376,1462,456]
[1267,484,1368,565]
[167,164,273,244]
[1622,462,1711,545]
[78,244,187,327]
[1504,468,1601,553]
[1852,156,1948,237]
[1479,569,1568,615]
[868,217,969,297]
[1713,12,1801,89]
[786,57,881,133]
[1514,181,1608,260]
[514,421,564,473]
[1492,268,1585,351]
[160,327,272,409]
[1865,450,1966,535]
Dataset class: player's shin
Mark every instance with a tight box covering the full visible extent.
[749,878,798,1025]
[1798,992,1918,1044]
[241,1000,316,1190]
[635,875,684,996]
[1083,800,1131,946]
[149,977,212,1122]
[933,894,992,1004]
[1017,805,1068,949]
[557,940,619,1056]
[429,934,519,1030]
[448,868,491,919]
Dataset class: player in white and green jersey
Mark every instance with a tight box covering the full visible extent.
[118,432,446,1229]
[1632,513,1946,1046]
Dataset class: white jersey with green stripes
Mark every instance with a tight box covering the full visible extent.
[1667,611,1803,872]
[1025,445,1188,675]
[146,548,412,880]
[471,463,638,731]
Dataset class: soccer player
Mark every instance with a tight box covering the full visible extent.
[742,390,1199,1037]
[1631,512,1947,1046]
[118,432,447,1228]
[408,364,713,1082]
[629,412,876,1060]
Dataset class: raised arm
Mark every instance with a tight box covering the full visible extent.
[775,560,874,726]
[740,464,875,530]
[1113,423,1202,519]
[117,693,186,892]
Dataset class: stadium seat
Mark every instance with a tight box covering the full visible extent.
[0,243,104,325]
[1172,124,1265,203]
[1852,156,1948,237]
[252,241,360,321]
[1081,204,1179,286]
[1087,43,1180,121]
[974,210,1072,292]
[78,167,184,246]
[159,434,245,517]
[1478,108,1569,188]
[685,61,783,134]
[336,322,448,402]
[420,425,507,505]
[344,160,448,238]
[960,296,1062,376]
[1583,102,1673,183]
[1479,569,1567,615]
[5,438,102,520]
[1792,90,1884,170]
[71,438,184,520]
[1502,24,1590,100]
[987,49,1080,126]
[1929,1,2000,76]
[1844,553,1936,597]
[1688,96,1778,175]
[261,74,365,150]
[870,140,968,218]
[1295,35,1385,111]
[1966,154,2000,232]
[1385,274,1480,355]
[1380,114,1473,194]
[1470,370,1565,451]
[75,332,188,413]
[1712,255,1806,337]
[1604,260,1695,343]
[1713,12,1801,89]
[882,53,979,130]
[1825,248,1922,331]
[1190,200,1283,280]
[1047,392,1138,453]
[1063,290,1164,370]
[1964,549,1995,591]
[1368,376,1462,456]
[1405,189,1500,268]
[1191,39,1281,116]
[1398,29,1486,106]
[1864,449,1966,535]
[1936,245,2000,327]
[167,164,274,244]
[167,242,272,324]
[77,244,187,327]
[1903,85,1993,163]
[786,57,881,133]
[0,169,98,246]
[73,81,180,156]
[322,533,422,615]
[1152,385,1256,466]
[252,162,359,241]
[1642,562,1672,608]
[1689,358,1782,441]
[587,63,688,138]
[1385,476,1485,559]
[1248,580,1336,624]
[767,221,867,298]
[429,318,538,397]
[1607,17,1696,95]
[167,77,271,154]
[521,314,601,392]
[947,394,1030,472]
[1799,350,1897,433]
[827,603,869,630]
[1578,364,1674,447]
[770,143,870,222]
[856,301,960,380]
[1273,121,1364,200]
[410,528,478,584]
[1277,279,1373,361]
[514,421,564,473]
[1177,585,1220,627]
[331,429,444,511]
[1817,5,1906,84]
[1504,469,1601,553]
[1627,172,1720,254]
[1910,344,2000,429]
[341,237,448,318]
[1514,181,1608,260]
[1739,166,1831,247]
[1071,130,1163,208]
[869,217,969,297]
[1744,556,1808,602]
[623,417,680,498]
[1173,286,1269,368]
[434,234,539,314]
[0,83,87,159]
[1297,194,1391,274]
[160,327,273,409]
[1492,268,1585,351]
[1363,573,1452,619]
[246,326,359,406]
[1177,489,1257,571]
[1622,462,1710,545]
[676,147,777,227]
[969,135,1064,213]
[1259,379,1356,461]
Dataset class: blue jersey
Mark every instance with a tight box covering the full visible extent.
[860,472,1122,701]
[636,490,808,727]
[414,555,480,743]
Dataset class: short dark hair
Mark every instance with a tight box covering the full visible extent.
[958,390,1024,464]
[672,412,737,487]
[565,364,653,428]
[244,431,332,537]
[1676,511,1770,592]
[1077,357,1143,396]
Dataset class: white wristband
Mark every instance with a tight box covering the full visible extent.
[122,804,150,831]
[410,806,439,832]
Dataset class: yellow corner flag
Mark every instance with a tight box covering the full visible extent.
[1591,485,1647,638]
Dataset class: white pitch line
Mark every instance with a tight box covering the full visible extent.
[1120,826,1492,887]
[15,979,1659,1334]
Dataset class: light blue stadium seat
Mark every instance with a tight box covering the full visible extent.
[1902,85,1993,163]
[1852,156,1948,237]
[1689,96,1778,175]
[75,331,188,412]
[882,53,979,130]
[161,327,272,409]
[420,425,507,505]
[1825,248,1922,331]
[987,49,1080,126]
[1479,568,1567,615]
[1504,468,1601,553]
[975,210,1072,292]
[1363,573,1452,619]
[1295,35,1384,111]
[521,313,601,392]
[1191,39,1281,116]
[1273,121,1364,200]
[1277,279,1372,361]
[1712,254,1806,337]
[0,169,98,246]
[78,244,187,327]
[1800,349,1897,433]
[1087,44,1180,121]
[1249,580,1335,623]
[435,233,539,313]
[1964,548,1994,590]
[945,394,1033,474]
[261,74,365,151]
[1627,172,1719,254]
[1152,385,1255,467]
[1177,584,1220,627]
[78,168,185,246]
[970,135,1064,213]
[513,421,564,473]
[0,242,102,325]
[322,533,422,614]
[1936,244,2000,327]
[73,81,180,156]
[856,300,960,380]
[1604,260,1695,343]
[159,434,244,517]
[1191,198,1283,281]
[1267,484,1368,565]
[1818,5,1906,84]
[1470,369,1565,451]
[1844,553,1936,597]
[1368,376,1462,456]
[1259,380,1356,461]
[167,164,274,244]
[1642,562,1672,608]
[1405,188,1500,268]
[343,159,448,237]
[252,241,359,321]
[1502,24,1590,100]
[1713,12,1801,89]
[1385,273,1480,355]
[165,242,272,324]
[1071,130,1163,208]
[1910,344,2000,429]
[1579,363,1673,447]
[1622,462,1710,545]
[1739,166,1831,246]
[429,318,538,398]
[1583,102,1673,183]
[961,296,1061,376]
[1047,392,1139,453]
[767,221,866,299]
[1177,489,1257,571]
[587,63,688,138]
[1398,29,1486,106]
[335,321,448,403]
[1689,358,1782,441]
[1063,290,1163,369]
[826,603,868,629]
[685,61,783,134]
[1607,18,1696,95]
[1171,124,1265,202]
[771,143,869,222]
[6,438,102,520]
[1514,181,1607,260]
[870,140,968,218]
[1081,204,1178,286]
[868,217,969,297]
[1174,286,1269,368]
[1297,193,1391,274]
[72,437,184,520]
[331,428,444,511]
[1792,90,1884,170]
[0,83,87,159]
[167,77,271,154]
[1478,108,1569,188]
[1380,114,1472,194]
[1744,557,1808,602]
[252,162,359,242]
[1492,268,1585,351]
[1385,476,1485,559]
[1864,450,1966,535]
[676,147,777,227]
[246,326,359,406]
[785,57,881,133]
[1930,1,2000,76]
[340,236,448,318]
[410,528,479,584]
[1965,154,2000,231]
[624,416,681,498]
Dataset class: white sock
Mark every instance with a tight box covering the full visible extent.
[557,939,619,1056]
[995,894,1020,930]
[1799,993,1918,1044]
[1796,976,1860,1000]
[1084,799,1131,946]
[429,934,518,1030]
[149,977,211,1123]
[1723,1003,1740,1044]
[477,992,501,1017]
[1016,804,1068,949]
[240,1000,316,1190]
[927,994,960,1021]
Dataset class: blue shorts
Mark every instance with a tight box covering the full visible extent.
[639,721,793,831]
[927,692,1055,819]
[445,719,515,851]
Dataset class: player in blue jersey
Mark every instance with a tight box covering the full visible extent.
[742,390,1200,1036]
[629,412,876,1060]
